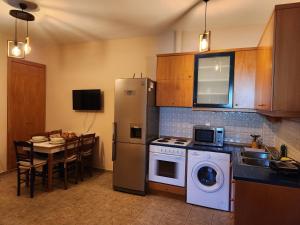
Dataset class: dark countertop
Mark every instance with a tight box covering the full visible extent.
[187,143,300,188]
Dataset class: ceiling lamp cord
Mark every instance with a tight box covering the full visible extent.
[199,0,211,52]
[204,0,207,33]
[14,18,17,45]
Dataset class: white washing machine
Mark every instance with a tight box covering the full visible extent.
[187,150,231,211]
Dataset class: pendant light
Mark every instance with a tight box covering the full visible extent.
[199,0,211,52]
[24,21,31,55]
[5,0,38,58]
[7,18,25,58]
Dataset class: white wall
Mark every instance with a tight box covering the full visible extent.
[157,25,264,54]
[45,37,157,170]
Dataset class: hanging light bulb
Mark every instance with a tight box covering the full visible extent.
[7,18,25,58]
[199,0,211,52]
[24,37,31,54]
[6,2,36,58]
[12,44,21,56]
[24,21,31,55]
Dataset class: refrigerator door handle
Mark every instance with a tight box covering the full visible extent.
[112,122,117,142]
[112,141,116,161]
[112,122,117,161]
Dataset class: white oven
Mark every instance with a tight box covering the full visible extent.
[149,145,186,187]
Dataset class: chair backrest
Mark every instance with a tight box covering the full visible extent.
[64,137,80,160]
[80,133,96,156]
[14,141,34,165]
[48,129,62,138]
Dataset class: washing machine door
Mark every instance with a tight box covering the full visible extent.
[192,161,224,193]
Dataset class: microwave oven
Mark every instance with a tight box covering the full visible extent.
[193,125,224,147]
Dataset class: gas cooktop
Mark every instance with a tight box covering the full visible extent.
[151,137,192,147]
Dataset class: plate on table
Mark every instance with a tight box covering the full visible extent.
[49,140,65,145]
[30,136,48,143]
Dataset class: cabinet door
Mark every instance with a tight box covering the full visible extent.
[171,55,194,80]
[156,79,193,107]
[156,55,194,107]
[234,180,300,225]
[273,5,300,112]
[157,56,171,80]
[255,13,274,111]
[234,50,256,109]
[193,52,235,108]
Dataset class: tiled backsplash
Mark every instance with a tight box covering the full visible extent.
[159,107,276,146]
[159,107,300,160]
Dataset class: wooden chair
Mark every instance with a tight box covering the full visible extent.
[14,141,47,198]
[79,134,96,181]
[54,137,80,189]
[48,129,62,138]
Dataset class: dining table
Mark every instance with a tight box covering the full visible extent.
[31,141,65,192]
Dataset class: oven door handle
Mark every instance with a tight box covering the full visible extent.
[151,152,185,160]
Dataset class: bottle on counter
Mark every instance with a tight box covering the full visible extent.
[280,144,288,158]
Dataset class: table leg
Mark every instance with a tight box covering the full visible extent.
[47,153,53,192]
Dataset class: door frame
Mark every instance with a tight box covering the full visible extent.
[7,57,46,170]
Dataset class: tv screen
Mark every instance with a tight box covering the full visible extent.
[72,89,101,110]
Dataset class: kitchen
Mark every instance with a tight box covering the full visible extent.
[0,0,300,225]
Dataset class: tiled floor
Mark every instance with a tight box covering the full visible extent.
[0,171,233,225]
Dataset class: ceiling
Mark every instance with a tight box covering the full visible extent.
[0,0,297,44]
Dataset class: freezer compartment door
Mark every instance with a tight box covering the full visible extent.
[113,142,146,192]
[114,79,147,144]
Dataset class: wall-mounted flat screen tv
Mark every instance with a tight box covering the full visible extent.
[72,89,101,110]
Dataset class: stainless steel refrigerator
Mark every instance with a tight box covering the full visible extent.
[112,78,159,195]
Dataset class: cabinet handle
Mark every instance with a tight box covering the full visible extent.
[258,104,265,107]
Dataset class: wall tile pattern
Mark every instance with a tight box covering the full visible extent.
[159,107,276,146]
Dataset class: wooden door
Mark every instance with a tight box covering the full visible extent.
[234,50,257,109]
[7,58,46,170]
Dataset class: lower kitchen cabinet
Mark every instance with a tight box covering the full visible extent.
[234,180,300,225]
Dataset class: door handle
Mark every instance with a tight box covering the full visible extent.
[112,141,116,161]
[112,122,117,161]
[112,122,117,142]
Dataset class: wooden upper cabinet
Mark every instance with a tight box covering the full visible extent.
[255,13,274,111]
[234,50,257,109]
[156,54,194,107]
[255,3,300,117]
[273,4,300,113]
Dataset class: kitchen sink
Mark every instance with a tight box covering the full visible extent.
[241,151,271,160]
[241,157,270,167]
[239,150,271,167]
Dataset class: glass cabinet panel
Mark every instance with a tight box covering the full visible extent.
[193,52,235,108]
